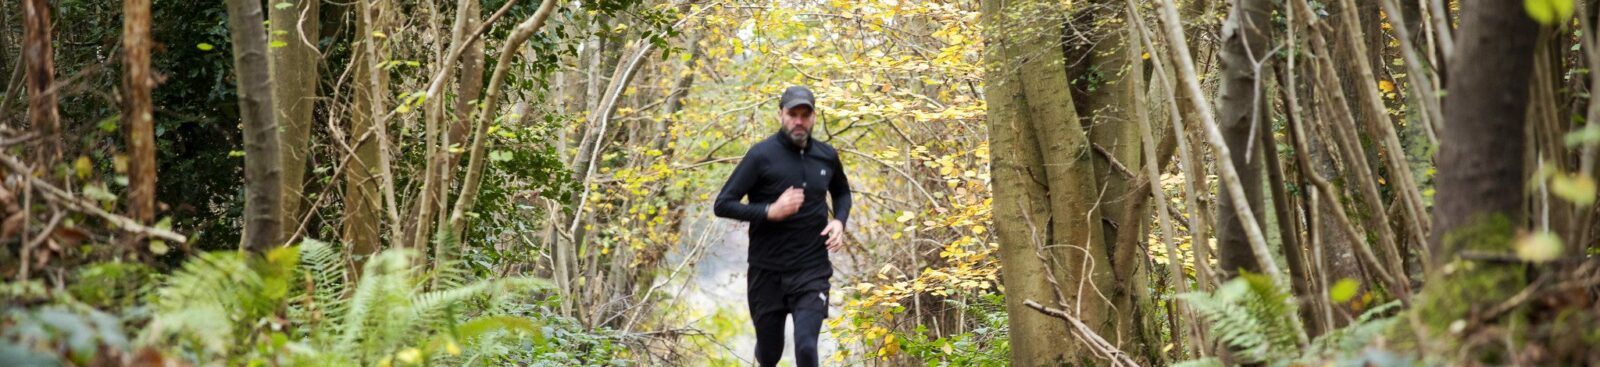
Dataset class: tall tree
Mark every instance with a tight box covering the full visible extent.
[1422,0,1538,357]
[345,0,391,257]
[224,0,285,252]
[270,0,321,242]
[1078,4,1163,361]
[123,0,157,232]
[1214,0,1275,278]
[983,0,1133,363]
[22,0,58,166]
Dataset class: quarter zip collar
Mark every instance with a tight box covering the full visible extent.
[773,130,812,153]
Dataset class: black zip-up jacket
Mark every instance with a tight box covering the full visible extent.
[714,131,852,271]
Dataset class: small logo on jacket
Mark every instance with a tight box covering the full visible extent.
[821,169,828,176]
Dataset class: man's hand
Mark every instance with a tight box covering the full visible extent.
[822,220,845,252]
[766,187,803,221]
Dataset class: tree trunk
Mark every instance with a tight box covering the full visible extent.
[22,0,58,166]
[1278,65,1368,326]
[0,0,10,100]
[1262,119,1318,336]
[225,0,285,252]
[1214,0,1274,278]
[270,0,320,243]
[1081,9,1161,361]
[446,0,559,246]
[122,0,157,234]
[448,0,483,149]
[982,1,1075,364]
[1423,1,1537,353]
[984,0,1129,363]
[345,0,390,257]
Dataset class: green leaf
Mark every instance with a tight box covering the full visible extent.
[1526,0,1575,26]
[228,150,246,158]
[1527,0,1555,24]
[83,183,118,202]
[1328,278,1360,303]
[1564,125,1600,147]
[274,2,293,10]
[149,240,169,255]
[490,150,513,162]
[196,43,215,51]
[269,40,288,49]
[98,115,121,133]
[1551,172,1596,206]
[1516,231,1564,263]
[74,156,93,180]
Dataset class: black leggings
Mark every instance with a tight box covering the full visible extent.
[747,264,832,367]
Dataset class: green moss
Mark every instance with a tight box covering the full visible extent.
[1413,214,1527,363]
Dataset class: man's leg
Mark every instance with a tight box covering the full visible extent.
[792,304,826,366]
[748,266,787,366]
[787,265,833,367]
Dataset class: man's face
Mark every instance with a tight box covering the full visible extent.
[780,105,815,146]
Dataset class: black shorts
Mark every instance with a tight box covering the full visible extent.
[747,263,833,318]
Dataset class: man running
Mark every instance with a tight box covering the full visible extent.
[713,85,852,367]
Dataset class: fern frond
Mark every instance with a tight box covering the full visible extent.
[337,249,418,359]
[291,239,350,342]
[142,251,261,356]
[1178,275,1299,363]
[1303,300,1402,360]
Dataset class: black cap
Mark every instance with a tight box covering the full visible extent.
[780,86,815,111]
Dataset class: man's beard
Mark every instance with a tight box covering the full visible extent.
[783,126,808,146]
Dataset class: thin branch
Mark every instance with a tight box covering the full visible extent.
[840,147,943,209]
[1023,299,1143,367]
[0,153,188,243]
[1154,0,1307,343]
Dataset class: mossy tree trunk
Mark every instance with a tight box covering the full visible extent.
[1423,0,1538,361]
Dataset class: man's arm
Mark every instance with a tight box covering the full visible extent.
[828,154,852,227]
[714,149,768,222]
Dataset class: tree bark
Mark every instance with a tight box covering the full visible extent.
[225,0,285,252]
[0,0,10,101]
[1156,0,1304,344]
[446,0,558,244]
[1083,9,1163,361]
[436,0,483,245]
[122,0,157,233]
[270,0,320,243]
[1276,64,1368,326]
[982,1,1077,364]
[345,0,390,257]
[1423,0,1537,358]
[22,0,58,166]
[984,0,1134,363]
[1262,117,1318,336]
[1336,0,1431,250]
[1214,0,1273,279]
